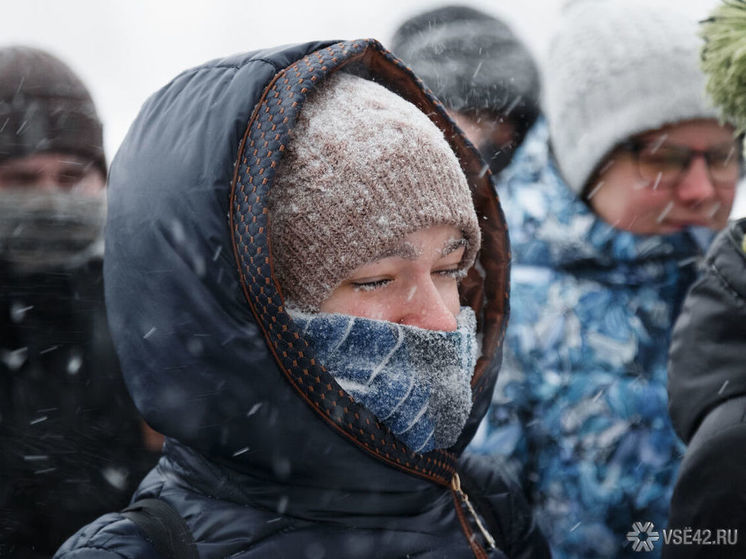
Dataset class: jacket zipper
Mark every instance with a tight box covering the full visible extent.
[451,473,497,552]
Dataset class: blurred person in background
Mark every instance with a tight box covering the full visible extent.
[664,3,746,557]
[468,0,741,557]
[390,5,541,177]
[0,46,160,557]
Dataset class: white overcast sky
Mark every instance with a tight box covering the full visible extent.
[6,0,742,215]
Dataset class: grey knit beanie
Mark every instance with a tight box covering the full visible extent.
[390,5,540,135]
[544,0,719,194]
[0,46,106,175]
[268,71,480,311]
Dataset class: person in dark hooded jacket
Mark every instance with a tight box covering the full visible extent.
[54,39,549,559]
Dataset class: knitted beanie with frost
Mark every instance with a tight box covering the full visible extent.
[268,71,480,311]
[544,0,719,194]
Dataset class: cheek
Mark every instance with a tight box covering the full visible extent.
[707,191,737,228]
[717,189,737,214]
[626,189,673,214]
[588,186,625,223]
[439,281,462,317]
[590,182,677,233]
[75,170,106,194]
[619,191,677,233]
[355,298,396,322]
[592,162,656,217]
[320,290,395,322]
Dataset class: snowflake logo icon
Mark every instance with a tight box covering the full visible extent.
[626,521,660,552]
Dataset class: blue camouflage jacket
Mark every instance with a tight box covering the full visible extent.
[470,120,710,559]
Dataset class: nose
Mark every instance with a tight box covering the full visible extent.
[396,277,458,332]
[676,155,717,205]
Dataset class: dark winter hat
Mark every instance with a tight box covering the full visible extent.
[390,5,540,131]
[269,71,480,311]
[0,46,106,174]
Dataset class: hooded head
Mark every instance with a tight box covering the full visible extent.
[105,40,509,488]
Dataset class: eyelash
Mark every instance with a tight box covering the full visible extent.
[351,267,467,292]
[441,267,468,281]
[352,279,390,292]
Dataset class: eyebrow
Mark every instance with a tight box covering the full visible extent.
[378,237,467,261]
[59,159,86,167]
[380,242,421,260]
[442,237,468,257]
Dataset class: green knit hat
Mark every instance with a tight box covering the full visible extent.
[701,0,746,134]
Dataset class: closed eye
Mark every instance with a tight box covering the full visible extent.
[1,171,40,185]
[57,170,87,187]
[435,267,467,281]
[351,278,392,292]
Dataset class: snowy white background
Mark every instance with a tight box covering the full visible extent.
[6,0,744,216]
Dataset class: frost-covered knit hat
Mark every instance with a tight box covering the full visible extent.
[0,46,106,174]
[390,5,540,134]
[545,0,719,194]
[269,71,480,311]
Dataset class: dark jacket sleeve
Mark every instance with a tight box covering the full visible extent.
[664,219,746,558]
[458,453,551,559]
[53,513,160,559]
[663,397,746,559]
[667,219,746,444]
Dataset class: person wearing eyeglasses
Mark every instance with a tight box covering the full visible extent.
[467,1,742,557]
[584,123,739,235]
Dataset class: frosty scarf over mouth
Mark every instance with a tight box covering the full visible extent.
[289,307,479,453]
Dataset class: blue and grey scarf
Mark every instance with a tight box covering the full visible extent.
[289,307,479,453]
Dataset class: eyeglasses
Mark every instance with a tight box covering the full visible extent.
[618,138,742,190]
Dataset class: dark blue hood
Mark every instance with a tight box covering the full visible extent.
[104,39,510,491]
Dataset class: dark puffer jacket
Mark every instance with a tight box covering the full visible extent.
[0,258,159,558]
[664,218,746,559]
[54,40,548,558]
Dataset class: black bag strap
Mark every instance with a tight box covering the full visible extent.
[122,498,198,559]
